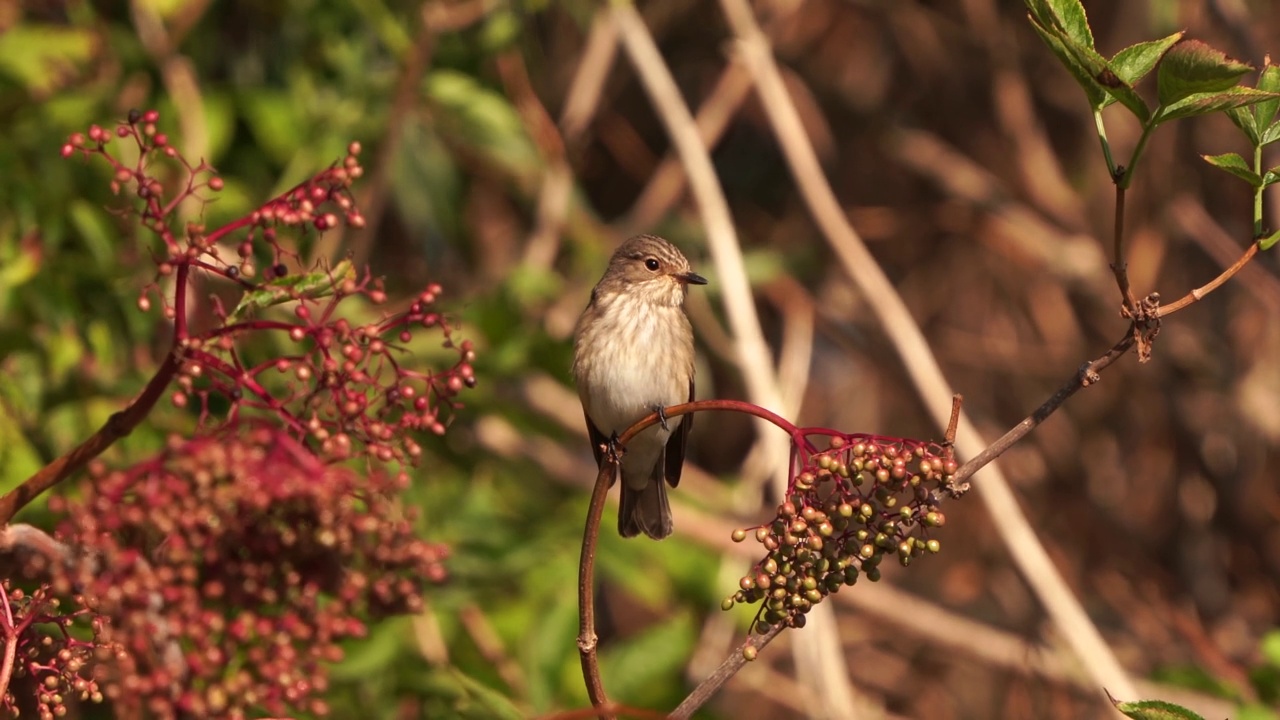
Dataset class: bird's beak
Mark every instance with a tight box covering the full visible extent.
[677,271,708,286]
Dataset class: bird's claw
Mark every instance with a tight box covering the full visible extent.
[652,404,669,432]
[606,432,624,463]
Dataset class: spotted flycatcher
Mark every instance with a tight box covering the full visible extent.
[572,235,707,539]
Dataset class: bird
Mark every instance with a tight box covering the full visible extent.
[572,235,707,539]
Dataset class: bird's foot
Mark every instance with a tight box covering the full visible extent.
[651,404,670,432]
[606,432,624,463]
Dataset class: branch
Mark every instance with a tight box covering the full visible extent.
[1112,183,1139,316]
[1157,241,1260,317]
[670,624,785,720]
[0,347,183,526]
[952,334,1135,485]
[577,454,618,720]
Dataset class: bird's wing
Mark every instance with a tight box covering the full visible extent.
[663,379,694,488]
[584,411,609,469]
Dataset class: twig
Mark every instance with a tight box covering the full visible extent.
[0,304,187,524]
[577,455,617,720]
[716,0,1139,700]
[952,334,1134,485]
[345,4,439,269]
[0,585,15,706]
[623,60,754,232]
[1168,197,1280,309]
[669,624,785,720]
[1156,242,1260,317]
[560,13,620,139]
[611,7,860,717]
[945,395,962,445]
[1112,183,1139,316]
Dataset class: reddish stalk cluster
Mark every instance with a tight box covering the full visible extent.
[725,434,958,641]
[0,111,479,716]
[0,582,113,720]
[47,426,447,719]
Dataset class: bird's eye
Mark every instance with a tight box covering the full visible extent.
[644,258,661,271]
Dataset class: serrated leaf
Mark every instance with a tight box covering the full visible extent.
[1201,153,1262,187]
[1029,21,1109,109]
[1160,86,1280,123]
[1028,19,1149,120]
[1111,32,1183,85]
[1252,64,1280,129]
[1227,106,1260,144]
[1025,0,1094,50]
[1113,699,1206,720]
[227,259,355,323]
[1157,39,1253,106]
[1262,121,1280,146]
[1262,168,1280,187]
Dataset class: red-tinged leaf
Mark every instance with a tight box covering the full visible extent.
[1157,39,1253,106]
[1160,86,1280,123]
[1201,153,1262,187]
[1112,698,1206,720]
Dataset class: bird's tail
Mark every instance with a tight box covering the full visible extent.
[618,470,673,539]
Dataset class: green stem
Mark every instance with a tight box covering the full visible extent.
[1094,110,1117,177]
[1119,111,1163,190]
[1254,143,1264,237]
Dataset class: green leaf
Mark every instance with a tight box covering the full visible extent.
[240,90,306,165]
[1262,168,1280,187]
[1201,153,1262,187]
[1157,39,1253,106]
[1227,106,1260,144]
[1161,86,1280,123]
[1112,698,1206,720]
[1262,121,1280,147]
[1025,0,1094,51]
[1261,629,1280,666]
[1111,32,1184,85]
[1027,19,1149,120]
[227,259,355,322]
[0,25,95,94]
[1255,63,1280,128]
[1028,21,1109,110]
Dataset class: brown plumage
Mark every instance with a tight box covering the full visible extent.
[571,235,707,539]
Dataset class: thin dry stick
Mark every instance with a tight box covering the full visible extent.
[1168,198,1280,309]
[1157,242,1260,316]
[497,46,573,272]
[560,13,621,139]
[346,5,439,269]
[624,60,754,232]
[611,6,863,718]
[716,0,1139,701]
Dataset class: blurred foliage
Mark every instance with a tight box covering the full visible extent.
[2,0,1280,718]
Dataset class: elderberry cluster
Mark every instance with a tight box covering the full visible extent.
[49,426,448,719]
[725,435,958,641]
